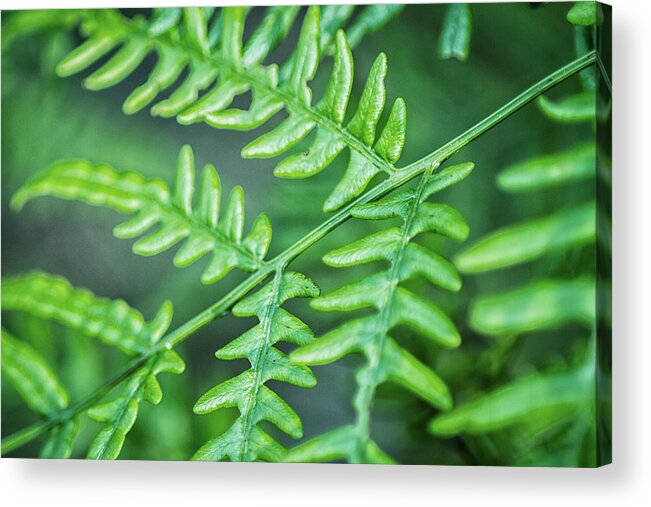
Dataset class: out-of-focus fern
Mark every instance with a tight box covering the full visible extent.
[446,145,597,466]
[2,271,185,459]
[12,145,271,284]
[1,328,79,458]
[193,271,319,462]
[429,347,597,467]
[286,162,474,463]
[37,6,413,211]
[438,4,600,465]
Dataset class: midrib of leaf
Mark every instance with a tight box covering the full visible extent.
[350,167,431,463]
[90,10,395,177]
[237,268,285,461]
[2,51,596,455]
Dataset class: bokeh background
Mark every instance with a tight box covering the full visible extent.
[2,3,597,464]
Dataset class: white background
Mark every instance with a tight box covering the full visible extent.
[1,0,649,505]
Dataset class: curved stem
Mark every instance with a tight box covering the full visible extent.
[1,51,595,456]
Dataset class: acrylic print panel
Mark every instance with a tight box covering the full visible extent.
[1,2,611,466]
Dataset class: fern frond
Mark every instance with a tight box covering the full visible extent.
[446,61,600,466]
[456,130,597,334]
[12,145,271,284]
[193,270,319,462]
[287,162,474,463]
[2,271,185,459]
[1,328,79,458]
[52,6,409,211]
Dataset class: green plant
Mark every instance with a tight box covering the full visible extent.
[2,4,606,464]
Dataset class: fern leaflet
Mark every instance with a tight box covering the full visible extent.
[286,162,474,463]
[437,3,472,61]
[429,356,594,438]
[193,270,319,462]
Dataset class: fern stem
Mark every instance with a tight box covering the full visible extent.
[1,51,595,456]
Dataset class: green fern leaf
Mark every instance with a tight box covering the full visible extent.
[3,271,173,355]
[437,4,472,61]
[285,425,394,464]
[2,328,68,414]
[12,145,271,284]
[86,348,184,459]
[40,419,80,459]
[449,63,602,466]
[537,92,596,123]
[193,271,319,462]
[429,361,594,436]
[469,278,595,336]
[455,201,595,274]
[49,7,409,211]
[288,162,473,463]
[497,142,595,192]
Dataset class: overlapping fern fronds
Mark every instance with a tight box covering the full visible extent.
[36,6,413,211]
[193,270,319,462]
[12,145,271,284]
[2,271,185,459]
[11,145,324,461]
[285,162,474,463]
